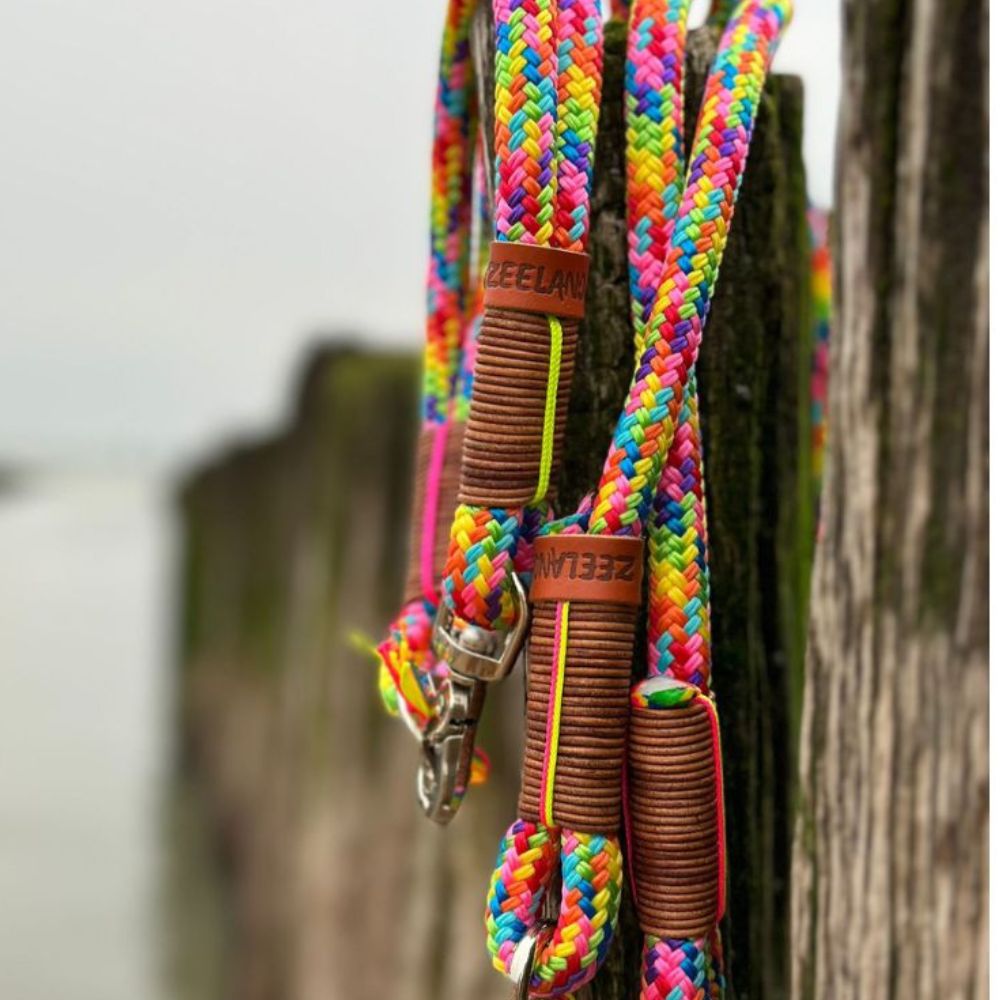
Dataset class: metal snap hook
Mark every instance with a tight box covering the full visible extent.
[414,674,480,824]
[416,574,530,824]
[510,931,539,1000]
[431,572,530,683]
[509,910,558,1000]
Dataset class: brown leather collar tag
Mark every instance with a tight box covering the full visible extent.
[530,535,644,605]
[483,242,589,319]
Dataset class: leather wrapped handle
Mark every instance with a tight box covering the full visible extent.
[458,305,579,507]
[628,700,724,938]
[518,599,637,833]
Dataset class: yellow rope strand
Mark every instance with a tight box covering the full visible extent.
[532,315,564,504]
[541,600,571,827]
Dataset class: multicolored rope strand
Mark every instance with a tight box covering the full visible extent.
[442,0,603,634]
[620,2,791,997]
[424,0,479,426]
[375,0,485,757]
[479,2,621,996]
[625,3,713,993]
[622,0,711,690]
[487,818,623,994]
[592,0,791,540]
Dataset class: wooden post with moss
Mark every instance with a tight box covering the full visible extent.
[175,11,813,1000]
[789,0,988,995]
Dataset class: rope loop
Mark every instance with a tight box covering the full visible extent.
[486,818,623,996]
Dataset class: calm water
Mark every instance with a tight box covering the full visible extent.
[0,470,187,1000]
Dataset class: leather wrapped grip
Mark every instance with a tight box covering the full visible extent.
[459,305,579,508]
[627,699,724,938]
[518,599,638,833]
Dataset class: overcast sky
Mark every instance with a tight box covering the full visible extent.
[0,0,841,469]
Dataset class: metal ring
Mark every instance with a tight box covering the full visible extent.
[509,930,539,1000]
[395,695,426,744]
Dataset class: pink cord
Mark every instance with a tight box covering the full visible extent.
[420,420,452,603]
[698,695,727,922]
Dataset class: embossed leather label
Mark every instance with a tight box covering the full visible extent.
[530,535,644,605]
[483,242,589,319]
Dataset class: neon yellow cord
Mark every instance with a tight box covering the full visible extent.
[542,600,571,827]
[532,315,563,504]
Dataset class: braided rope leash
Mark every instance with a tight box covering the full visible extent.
[623,0,713,692]
[412,0,604,826]
[374,0,489,780]
[621,2,792,997]
[442,0,603,628]
[485,1,791,995]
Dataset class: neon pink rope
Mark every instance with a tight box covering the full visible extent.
[420,420,452,603]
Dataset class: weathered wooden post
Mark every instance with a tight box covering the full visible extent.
[789,0,988,996]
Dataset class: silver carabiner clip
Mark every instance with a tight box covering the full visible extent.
[432,571,530,683]
[415,573,530,824]
[510,931,540,1000]
[509,878,559,997]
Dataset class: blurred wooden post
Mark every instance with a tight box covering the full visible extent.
[789,0,988,996]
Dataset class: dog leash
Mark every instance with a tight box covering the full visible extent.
[374,0,491,798]
[425,0,606,823]
[624,2,791,997]
[485,1,791,995]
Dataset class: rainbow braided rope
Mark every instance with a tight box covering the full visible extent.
[646,375,711,688]
[641,930,726,999]
[641,936,711,999]
[554,0,603,252]
[376,0,485,749]
[638,5,747,697]
[620,2,790,997]
[624,35,715,971]
[589,0,792,541]
[623,0,712,691]
[624,0,689,340]
[443,0,603,632]
[479,3,619,996]
[424,0,479,425]
[486,819,624,996]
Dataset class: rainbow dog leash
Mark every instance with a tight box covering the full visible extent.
[423,0,605,823]
[374,0,492,793]
[485,1,791,996]
[625,1,791,997]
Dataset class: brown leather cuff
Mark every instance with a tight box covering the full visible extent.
[518,599,638,833]
[530,535,644,605]
[628,700,724,939]
[483,242,589,319]
[458,305,579,508]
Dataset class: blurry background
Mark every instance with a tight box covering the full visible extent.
[0,3,839,998]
